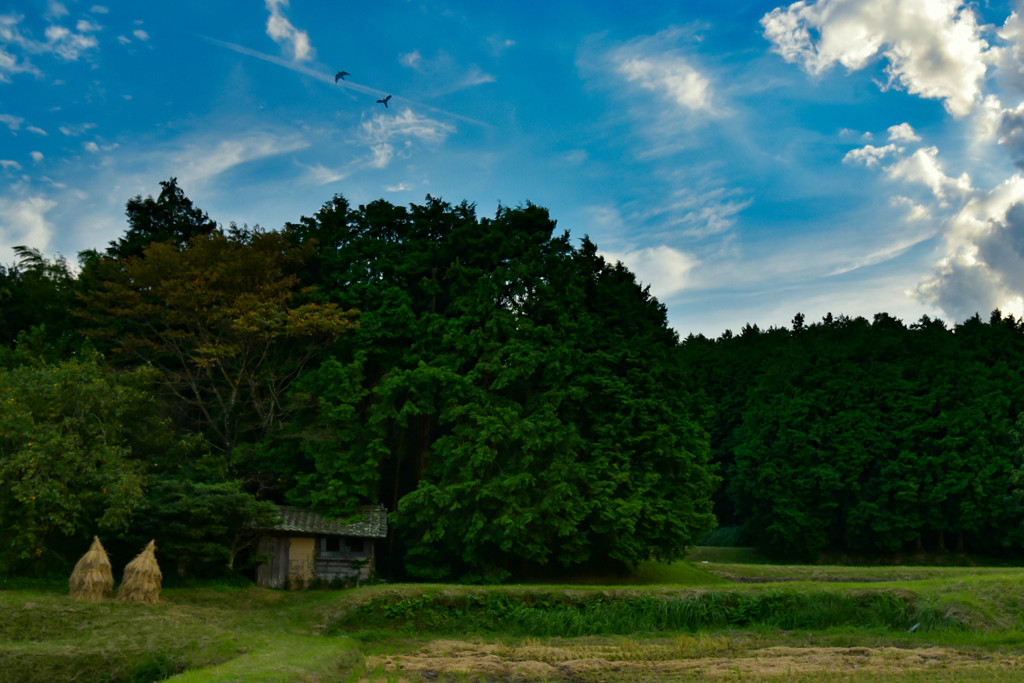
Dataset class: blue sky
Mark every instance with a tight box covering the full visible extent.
[3,0,1024,337]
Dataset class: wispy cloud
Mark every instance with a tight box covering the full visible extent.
[0,9,102,82]
[171,132,310,185]
[397,49,495,96]
[59,122,96,136]
[265,0,312,62]
[298,161,350,186]
[45,2,68,21]
[200,35,492,129]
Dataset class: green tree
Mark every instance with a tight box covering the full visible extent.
[0,247,79,361]
[269,196,716,580]
[77,228,356,455]
[0,354,164,572]
[106,177,218,259]
[127,479,279,577]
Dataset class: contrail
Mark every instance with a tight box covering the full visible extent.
[197,35,492,129]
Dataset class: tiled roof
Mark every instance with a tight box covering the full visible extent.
[269,505,388,538]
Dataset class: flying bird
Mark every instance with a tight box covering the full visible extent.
[377,95,392,108]
[335,71,349,82]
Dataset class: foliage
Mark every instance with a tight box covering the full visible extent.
[685,311,1024,560]
[106,176,218,259]
[268,196,716,581]
[0,354,165,573]
[127,478,280,577]
[0,246,80,361]
[78,224,357,454]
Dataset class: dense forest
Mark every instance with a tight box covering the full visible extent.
[2,179,1023,582]
[0,179,715,582]
[683,311,1024,561]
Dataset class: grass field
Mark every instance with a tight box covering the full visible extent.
[4,551,1024,681]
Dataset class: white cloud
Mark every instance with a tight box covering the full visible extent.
[762,0,994,117]
[133,29,149,41]
[843,143,901,168]
[891,195,932,221]
[265,0,313,62]
[89,6,109,14]
[360,108,456,148]
[886,146,972,205]
[83,141,99,153]
[0,113,22,131]
[27,125,46,135]
[46,2,68,20]
[386,182,411,192]
[915,176,1024,320]
[617,55,713,113]
[888,122,921,142]
[117,35,130,45]
[600,245,699,300]
[59,123,96,136]
[978,97,1024,169]
[0,15,43,81]
[0,195,56,254]
[368,143,393,169]
[30,151,43,162]
[400,50,422,70]
[44,23,99,61]
[997,11,1024,92]
[611,28,718,115]
[0,160,21,170]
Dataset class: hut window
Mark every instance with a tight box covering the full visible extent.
[322,537,342,555]
[349,539,365,554]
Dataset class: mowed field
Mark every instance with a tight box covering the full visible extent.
[4,550,1024,682]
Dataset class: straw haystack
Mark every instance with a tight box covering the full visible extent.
[69,536,114,601]
[117,540,162,604]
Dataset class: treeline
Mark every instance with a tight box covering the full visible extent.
[5,178,1024,581]
[682,312,1024,560]
[0,179,715,582]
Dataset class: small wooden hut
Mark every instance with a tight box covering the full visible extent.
[256,506,387,589]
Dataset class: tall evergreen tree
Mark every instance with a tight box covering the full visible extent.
[265,196,717,581]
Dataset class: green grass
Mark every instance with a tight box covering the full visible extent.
[324,586,955,636]
[5,557,1024,681]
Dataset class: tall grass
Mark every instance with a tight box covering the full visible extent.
[327,587,958,637]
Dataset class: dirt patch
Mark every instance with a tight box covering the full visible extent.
[363,639,1024,681]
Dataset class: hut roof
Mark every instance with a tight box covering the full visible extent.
[269,505,388,538]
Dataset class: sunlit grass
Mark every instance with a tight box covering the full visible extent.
[5,556,1024,681]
